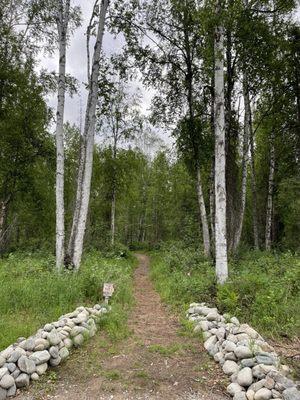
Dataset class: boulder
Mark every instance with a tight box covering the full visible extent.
[223,360,239,376]
[36,363,48,375]
[48,330,61,346]
[0,369,8,380]
[29,350,50,365]
[18,356,36,374]
[254,388,272,400]
[15,373,30,388]
[0,375,14,389]
[0,388,6,400]
[7,383,16,397]
[235,346,253,359]
[0,358,4,369]
[282,387,300,400]
[227,382,245,396]
[204,335,217,352]
[237,367,253,387]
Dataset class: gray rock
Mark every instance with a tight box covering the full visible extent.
[70,326,87,337]
[34,338,50,351]
[6,363,16,373]
[49,357,61,367]
[233,393,247,400]
[15,373,30,388]
[237,324,259,339]
[198,320,210,332]
[7,383,16,397]
[223,360,239,376]
[246,389,255,400]
[0,388,6,400]
[49,346,59,358]
[282,387,300,400]
[256,353,277,366]
[254,388,272,400]
[0,346,13,360]
[224,341,237,352]
[18,356,36,374]
[227,382,245,396]
[237,367,253,387]
[204,335,217,351]
[48,330,61,346]
[36,363,48,375]
[44,323,54,332]
[8,350,25,365]
[235,346,253,359]
[73,334,84,347]
[0,375,14,389]
[268,370,295,390]
[207,312,220,321]
[59,347,69,361]
[11,369,20,379]
[31,372,39,381]
[23,338,35,351]
[225,352,237,361]
[231,317,240,325]
[0,358,4,369]
[29,350,50,365]
[63,338,73,349]
[0,369,8,380]
[228,333,238,343]
[271,389,282,398]
[249,379,266,393]
[241,358,256,368]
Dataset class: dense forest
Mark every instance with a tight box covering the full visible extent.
[0,0,300,398]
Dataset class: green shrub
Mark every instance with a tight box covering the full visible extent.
[0,250,136,349]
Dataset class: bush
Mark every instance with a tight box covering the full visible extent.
[150,244,300,338]
[0,250,136,349]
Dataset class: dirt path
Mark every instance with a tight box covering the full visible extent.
[18,254,228,400]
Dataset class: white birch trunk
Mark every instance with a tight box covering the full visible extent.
[265,132,275,251]
[232,73,250,252]
[72,0,109,269]
[214,2,228,284]
[55,0,70,270]
[196,165,211,257]
[111,188,116,246]
[250,132,259,249]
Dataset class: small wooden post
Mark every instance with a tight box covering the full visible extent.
[103,283,114,304]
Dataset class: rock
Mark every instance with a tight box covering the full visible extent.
[15,373,30,388]
[0,369,8,380]
[249,379,266,393]
[271,389,282,398]
[223,360,240,376]
[6,363,16,373]
[70,326,87,337]
[237,367,253,387]
[204,335,217,351]
[207,312,220,321]
[280,365,290,377]
[227,382,245,396]
[282,387,300,400]
[7,349,23,363]
[198,320,210,331]
[24,338,35,351]
[264,376,275,390]
[49,357,61,367]
[0,388,6,400]
[49,346,59,358]
[246,389,255,400]
[252,365,269,380]
[215,327,226,340]
[254,388,272,400]
[231,317,240,325]
[34,338,50,351]
[18,356,36,374]
[238,324,259,339]
[235,346,253,359]
[59,347,69,361]
[0,346,13,360]
[44,323,54,332]
[11,369,20,379]
[224,341,237,352]
[29,350,50,365]
[7,383,16,397]
[225,352,237,361]
[203,331,212,340]
[0,375,14,389]
[256,353,277,366]
[36,363,48,375]
[268,370,295,390]
[73,334,84,347]
[0,358,4,369]
[228,334,238,343]
[31,372,39,381]
[241,358,256,368]
[64,338,73,349]
[234,393,247,400]
[48,330,61,346]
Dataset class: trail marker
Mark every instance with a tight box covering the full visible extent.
[103,283,114,304]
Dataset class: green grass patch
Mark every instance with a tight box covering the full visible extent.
[150,243,300,338]
[0,249,137,350]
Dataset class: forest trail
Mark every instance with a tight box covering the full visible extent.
[18,254,228,400]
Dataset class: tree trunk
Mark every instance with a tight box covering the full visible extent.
[71,0,109,269]
[55,0,70,271]
[0,197,9,250]
[196,165,211,257]
[265,132,275,251]
[214,2,228,284]
[209,159,215,251]
[111,138,117,247]
[232,72,250,252]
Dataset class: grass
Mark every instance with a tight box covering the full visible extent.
[150,243,300,338]
[0,249,137,350]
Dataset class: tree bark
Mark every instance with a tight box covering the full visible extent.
[265,131,275,251]
[196,165,211,257]
[232,72,250,252]
[111,136,117,247]
[55,0,70,271]
[71,0,109,269]
[214,1,228,284]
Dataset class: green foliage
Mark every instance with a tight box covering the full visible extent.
[0,251,136,349]
[151,245,300,338]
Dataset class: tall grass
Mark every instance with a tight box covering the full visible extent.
[150,243,300,338]
[0,250,136,349]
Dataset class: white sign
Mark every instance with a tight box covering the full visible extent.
[103,283,114,298]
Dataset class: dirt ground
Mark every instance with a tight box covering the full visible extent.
[17,254,229,400]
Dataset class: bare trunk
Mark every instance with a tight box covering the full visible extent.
[111,188,116,246]
[209,159,215,251]
[55,0,70,270]
[214,2,228,284]
[265,132,275,251]
[196,165,211,257]
[232,73,250,252]
[0,198,9,248]
[249,126,259,249]
[71,0,109,269]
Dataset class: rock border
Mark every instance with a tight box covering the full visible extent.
[187,303,300,400]
[0,304,108,399]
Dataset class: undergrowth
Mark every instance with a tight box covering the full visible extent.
[0,249,136,349]
[150,242,300,338]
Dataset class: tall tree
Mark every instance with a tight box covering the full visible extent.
[214,0,228,284]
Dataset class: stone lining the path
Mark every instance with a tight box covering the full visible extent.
[187,303,300,400]
[0,304,109,399]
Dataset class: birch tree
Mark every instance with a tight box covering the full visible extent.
[68,0,109,269]
[265,131,275,250]
[214,0,228,284]
[55,0,70,270]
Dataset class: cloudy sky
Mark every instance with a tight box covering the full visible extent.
[40,0,164,147]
